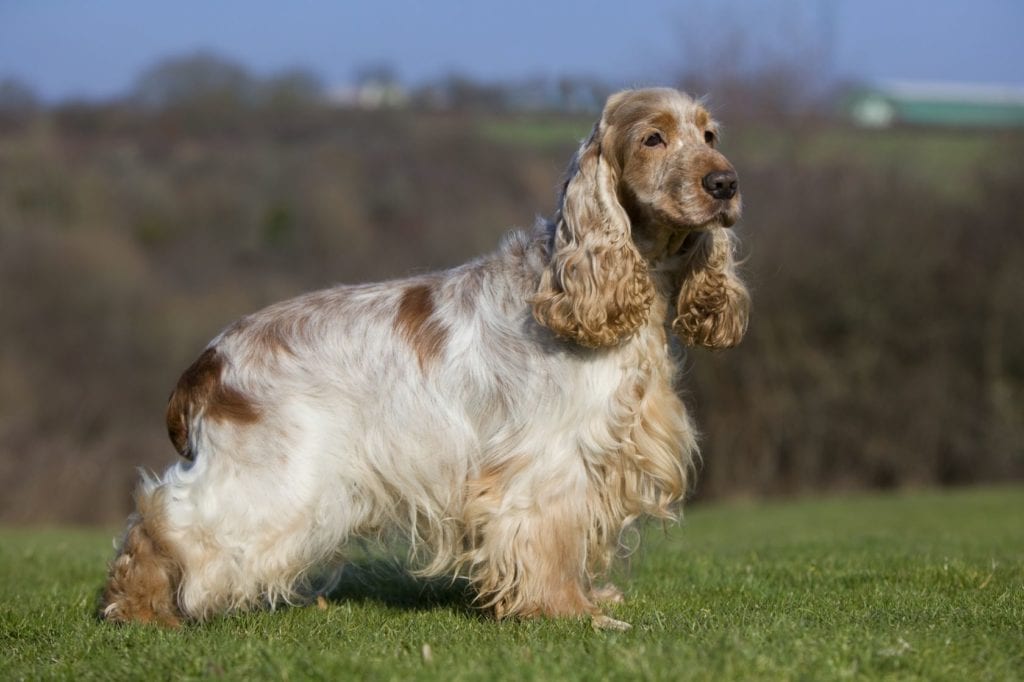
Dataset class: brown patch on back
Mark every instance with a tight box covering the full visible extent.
[394,283,449,372]
[166,347,260,460]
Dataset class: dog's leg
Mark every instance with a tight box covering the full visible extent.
[482,513,593,619]
[100,488,182,626]
[103,425,360,624]
[165,474,352,620]
[469,494,630,630]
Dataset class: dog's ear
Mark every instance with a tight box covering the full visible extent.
[672,228,749,349]
[533,107,654,348]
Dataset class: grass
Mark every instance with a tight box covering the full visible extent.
[2,487,1021,681]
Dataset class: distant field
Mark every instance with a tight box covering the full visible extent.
[476,116,592,150]
[730,125,1017,203]
[477,116,1018,202]
[2,487,1021,680]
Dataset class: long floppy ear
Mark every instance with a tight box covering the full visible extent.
[672,228,750,349]
[532,120,654,348]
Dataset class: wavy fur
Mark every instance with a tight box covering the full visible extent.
[673,228,750,349]
[100,88,747,630]
[532,113,655,348]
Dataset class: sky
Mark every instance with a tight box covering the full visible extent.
[1,0,1022,102]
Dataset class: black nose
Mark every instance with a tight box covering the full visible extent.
[702,170,738,200]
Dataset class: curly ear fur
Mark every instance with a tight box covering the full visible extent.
[532,123,654,348]
[673,228,749,349]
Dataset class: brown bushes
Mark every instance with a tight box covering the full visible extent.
[692,132,1024,497]
[0,109,1020,522]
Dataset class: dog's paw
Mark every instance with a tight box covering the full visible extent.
[99,596,181,628]
[591,613,631,631]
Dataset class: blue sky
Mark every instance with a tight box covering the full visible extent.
[1,0,1021,101]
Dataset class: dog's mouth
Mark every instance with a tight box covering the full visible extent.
[642,190,741,237]
[681,193,741,231]
[664,209,738,248]
[716,210,738,228]
[707,197,741,228]
[693,208,738,230]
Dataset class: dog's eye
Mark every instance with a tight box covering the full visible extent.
[643,132,665,147]
[704,130,717,146]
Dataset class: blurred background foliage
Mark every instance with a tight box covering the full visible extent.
[0,50,1021,523]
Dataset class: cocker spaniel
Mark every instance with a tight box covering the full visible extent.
[100,87,748,631]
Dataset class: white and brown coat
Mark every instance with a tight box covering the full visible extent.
[101,88,748,630]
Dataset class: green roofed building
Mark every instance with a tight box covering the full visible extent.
[843,81,1024,129]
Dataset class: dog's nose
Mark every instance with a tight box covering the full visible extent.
[702,170,738,200]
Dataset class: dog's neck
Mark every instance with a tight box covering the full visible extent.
[629,215,702,264]
[618,186,697,262]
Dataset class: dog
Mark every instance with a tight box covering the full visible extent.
[100,87,748,631]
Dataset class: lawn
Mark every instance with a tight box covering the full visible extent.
[2,487,1021,680]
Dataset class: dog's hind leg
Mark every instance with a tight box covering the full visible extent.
[100,486,183,626]
[102,421,357,624]
[157,457,349,620]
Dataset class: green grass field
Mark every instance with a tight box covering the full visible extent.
[2,487,1021,681]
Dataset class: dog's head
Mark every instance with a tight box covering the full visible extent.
[533,88,747,349]
[606,88,741,234]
